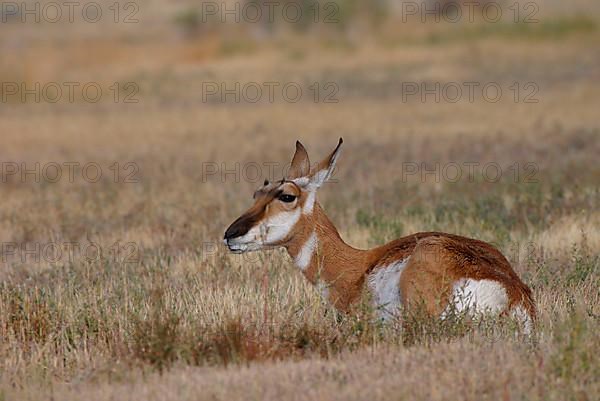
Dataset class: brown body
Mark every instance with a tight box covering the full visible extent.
[285,203,535,318]
[224,139,536,328]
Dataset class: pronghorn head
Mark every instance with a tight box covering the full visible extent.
[224,138,343,253]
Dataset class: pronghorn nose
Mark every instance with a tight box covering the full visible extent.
[224,217,251,241]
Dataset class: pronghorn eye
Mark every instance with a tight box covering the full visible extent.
[278,194,296,203]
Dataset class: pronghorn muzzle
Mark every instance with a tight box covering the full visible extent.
[224,216,252,241]
[223,207,265,253]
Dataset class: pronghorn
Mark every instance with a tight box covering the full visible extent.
[224,139,535,331]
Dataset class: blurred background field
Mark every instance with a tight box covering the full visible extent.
[0,1,599,400]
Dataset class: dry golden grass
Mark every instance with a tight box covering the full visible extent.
[1,1,599,400]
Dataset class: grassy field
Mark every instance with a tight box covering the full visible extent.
[1,1,599,400]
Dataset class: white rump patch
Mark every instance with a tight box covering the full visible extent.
[448,278,508,315]
[367,258,409,320]
[294,231,317,271]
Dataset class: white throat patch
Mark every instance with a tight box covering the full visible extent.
[294,231,317,271]
[263,208,301,244]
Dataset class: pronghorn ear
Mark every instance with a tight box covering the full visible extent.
[308,138,343,188]
[288,140,311,180]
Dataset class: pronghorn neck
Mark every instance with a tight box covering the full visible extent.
[285,202,369,310]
